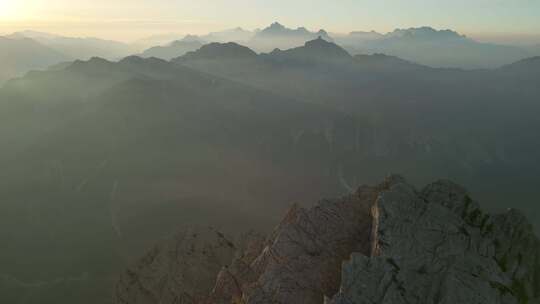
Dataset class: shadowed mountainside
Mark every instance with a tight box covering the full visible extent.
[174,40,540,216]
[1,39,539,303]
[0,54,366,304]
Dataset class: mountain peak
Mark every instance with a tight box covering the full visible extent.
[269,22,285,29]
[317,29,329,36]
[258,22,328,39]
[260,22,287,35]
[84,56,111,65]
[303,37,350,57]
[296,27,310,34]
[119,55,168,67]
[178,42,257,61]
[267,37,351,62]
[388,27,465,40]
[67,56,113,72]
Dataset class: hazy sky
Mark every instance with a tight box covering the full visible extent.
[1,0,539,43]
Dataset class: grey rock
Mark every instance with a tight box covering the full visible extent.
[330,179,540,304]
[115,227,237,304]
[239,178,395,304]
[115,176,540,304]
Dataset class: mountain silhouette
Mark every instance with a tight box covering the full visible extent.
[203,27,254,43]
[249,22,334,52]
[336,26,533,68]
[264,37,352,64]
[8,30,134,60]
[139,35,204,60]
[0,36,70,84]
[386,26,466,40]
[180,42,258,61]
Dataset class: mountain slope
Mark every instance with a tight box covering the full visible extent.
[8,30,135,60]
[0,55,366,304]
[175,39,540,229]
[0,36,70,84]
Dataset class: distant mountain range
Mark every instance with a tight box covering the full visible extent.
[1,23,539,85]
[0,31,136,84]
[249,22,333,52]
[7,30,136,60]
[334,26,535,68]
[137,23,333,59]
[204,27,254,43]
[138,23,539,68]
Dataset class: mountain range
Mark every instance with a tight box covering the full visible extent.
[136,23,333,59]
[7,30,136,60]
[335,26,534,68]
[137,24,539,68]
[0,51,359,303]
[0,31,539,303]
[248,22,333,52]
[1,23,539,86]
[0,31,136,85]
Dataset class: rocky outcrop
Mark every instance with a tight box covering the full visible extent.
[330,179,540,304]
[234,178,389,304]
[116,176,540,304]
[115,227,238,304]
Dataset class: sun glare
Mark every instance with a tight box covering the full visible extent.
[0,0,20,20]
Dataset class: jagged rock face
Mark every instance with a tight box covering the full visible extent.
[115,178,389,304]
[207,231,267,304]
[115,228,237,304]
[330,179,540,304]
[115,177,540,304]
[206,179,392,304]
[238,182,382,304]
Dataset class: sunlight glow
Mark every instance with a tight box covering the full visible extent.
[0,0,20,20]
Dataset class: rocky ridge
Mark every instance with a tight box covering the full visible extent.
[115,176,540,303]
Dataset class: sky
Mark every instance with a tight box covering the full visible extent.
[0,0,539,44]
